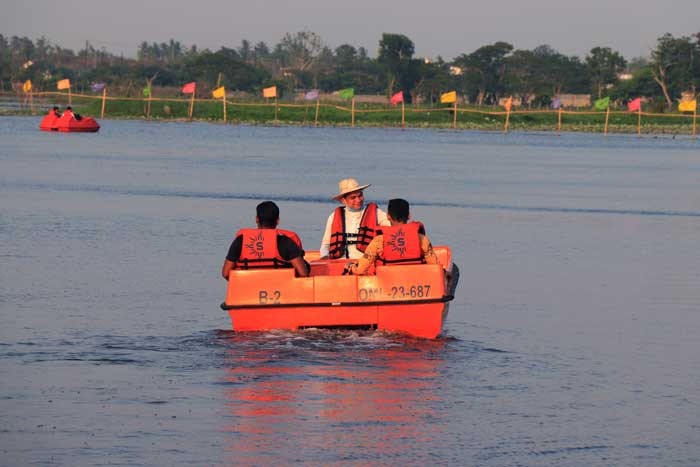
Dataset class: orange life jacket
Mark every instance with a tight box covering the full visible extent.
[328,203,379,259]
[277,229,303,249]
[378,222,424,265]
[233,228,295,269]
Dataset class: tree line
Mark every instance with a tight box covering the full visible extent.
[1,31,698,110]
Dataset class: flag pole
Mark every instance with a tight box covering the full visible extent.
[147,91,152,119]
[222,94,227,123]
[188,91,195,120]
[504,106,511,134]
[603,107,610,137]
[637,106,641,137]
[29,88,34,115]
[101,88,106,119]
[314,97,320,127]
[351,98,355,128]
[453,101,457,129]
[557,107,562,135]
[401,100,405,128]
[68,86,72,106]
[693,108,697,138]
[274,96,278,124]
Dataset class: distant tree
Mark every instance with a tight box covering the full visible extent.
[585,46,626,98]
[453,41,513,105]
[650,33,699,109]
[378,33,415,96]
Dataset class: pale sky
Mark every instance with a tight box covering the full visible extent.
[2,0,698,61]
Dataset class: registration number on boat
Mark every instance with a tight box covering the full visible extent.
[258,290,281,304]
[358,285,431,301]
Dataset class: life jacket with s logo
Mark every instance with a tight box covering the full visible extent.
[378,222,424,265]
[233,228,302,269]
[328,203,379,259]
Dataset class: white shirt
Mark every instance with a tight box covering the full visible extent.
[319,205,390,259]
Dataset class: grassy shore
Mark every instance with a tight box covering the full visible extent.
[6,94,697,135]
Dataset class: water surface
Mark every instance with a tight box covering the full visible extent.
[1,116,699,466]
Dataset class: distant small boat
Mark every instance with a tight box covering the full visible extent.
[221,246,459,339]
[40,112,100,133]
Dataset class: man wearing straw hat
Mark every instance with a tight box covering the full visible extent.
[319,178,390,259]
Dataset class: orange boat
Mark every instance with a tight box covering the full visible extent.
[40,112,100,132]
[221,246,459,339]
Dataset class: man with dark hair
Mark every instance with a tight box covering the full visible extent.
[347,198,439,275]
[221,201,309,279]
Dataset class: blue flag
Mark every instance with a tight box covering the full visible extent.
[91,82,106,92]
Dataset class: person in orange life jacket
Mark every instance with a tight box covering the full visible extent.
[51,106,62,117]
[221,201,309,280]
[64,106,82,120]
[319,178,390,259]
[346,198,439,275]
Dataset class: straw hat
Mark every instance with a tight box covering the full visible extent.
[332,178,371,200]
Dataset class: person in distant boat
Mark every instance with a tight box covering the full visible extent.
[221,201,309,280]
[50,106,61,117]
[319,178,390,259]
[63,106,82,120]
[346,198,439,275]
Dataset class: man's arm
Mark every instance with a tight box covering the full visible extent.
[221,259,234,280]
[349,236,382,275]
[420,235,440,265]
[222,236,242,280]
[289,256,310,277]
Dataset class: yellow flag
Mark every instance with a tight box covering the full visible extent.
[504,97,513,112]
[263,86,277,98]
[440,91,456,104]
[679,99,697,112]
[57,79,71,90]
[23,80,32,93]
[212,86,225,99]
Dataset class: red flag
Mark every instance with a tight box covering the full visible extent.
[390,91,404,105]
[627,97,641,112]
[182,82,196,94]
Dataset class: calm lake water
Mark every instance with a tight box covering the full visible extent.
[1,116,699,466]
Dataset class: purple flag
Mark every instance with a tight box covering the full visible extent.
[305,89,319,100]
[551,97,561,109]
[91,82,106,92]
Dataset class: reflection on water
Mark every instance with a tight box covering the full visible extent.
[220,330,447,465]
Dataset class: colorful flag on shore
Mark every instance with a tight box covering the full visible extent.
[91,82,106,93]
[182,82,196,94]
[263,86,277,98]
[338,88,354,100]
[678,99,697,112]
[594,97,610,110]
[212,86,225,98]
[305,89,319,100]
[440,91,456,104]
[143,86,152,97]
[390,91,404,105]
[627,97,641,112]
[22,80,32,93]
[551,97,561,109]
[503,96,513,112]
[57,79,70,90]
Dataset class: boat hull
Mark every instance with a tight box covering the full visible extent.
[40,114,100,132]
[221,247,457,339]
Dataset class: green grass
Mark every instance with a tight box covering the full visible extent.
[29,95,700,135]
